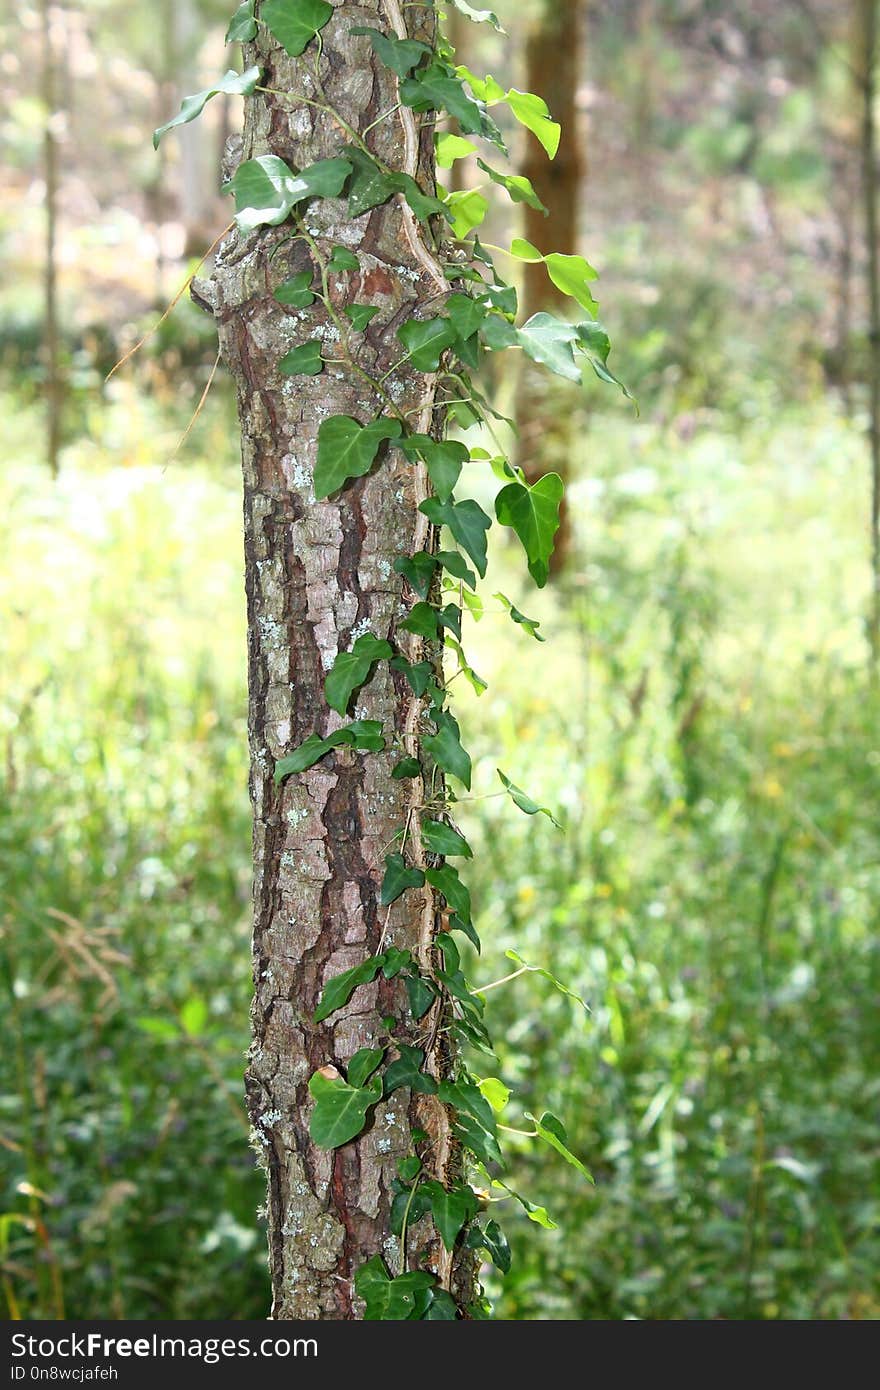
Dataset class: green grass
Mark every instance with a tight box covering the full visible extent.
[0,385,877,1319]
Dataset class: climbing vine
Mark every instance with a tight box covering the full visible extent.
[154,0,628,1321]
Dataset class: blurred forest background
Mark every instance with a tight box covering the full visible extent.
[1,0,879,1320]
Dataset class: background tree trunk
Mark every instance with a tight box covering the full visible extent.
[517,0,585,575]
[204,1,468,1319]
[859,0,880,669]
[41,0,62,478]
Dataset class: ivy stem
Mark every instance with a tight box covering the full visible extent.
[498,1124,539,1138]
[363,102,402,136]
[398,1176,421,1275]
[294,218,408,425]
[475,965,530,994]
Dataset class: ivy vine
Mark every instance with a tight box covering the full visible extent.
[155,0,629,1321]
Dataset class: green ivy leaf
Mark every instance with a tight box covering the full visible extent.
[423,819,473,858]
[384,1043,437,1095]
[225,153,352,232]
[575,321,634,399]
[274,720,385,782]
[380,853,425,907]
[448,912,481,953]
[354,1257,436,1320]
[327,245,360,272]
[477,1077,510,1112]
[391,757,421,780]
[278,340,323,376]
[419,497,491,578]
[153,67,261,148]
[351,26,431,77]
[308,1069,379,1148]
[389,655,434,697]
[274,270,315,307]
[394,551,436,599]
[476,159,547,212]
[401,436,468,503]
[497,769,562,826]
[517,312,582,382]
[423,711,472,789]
[397,1155,422,1183]
[445,637,488,697]
[436,132,478,167]
[543,252,598,314]
[479,1217,511,1272]
[422,1289,459,1319]
[494,592,544,641]
[347,1046,385,1089]
[506,88,561,158]
[454,1115,504,1167]
[504,948,588,1012]
[445,293,487,339]
[400,64,504,148]
[314,415,402,499]
[226,2,258,43]
[314,955,386,1023]
[422,1181,479,1250]
[525,1110,594,1183]
[509,236,545,263]
[425,863,472,921]
[494,474,564,587]
[405,973,436,1021]
[444,187,490,239]
[400,601,439,640]
[345,303,380,331]
[447,0,504,29]
[261,0,333,57]
[397,317,459,372]
[324,632,393,715]
[436,550,477,589]
[381,947,411,979]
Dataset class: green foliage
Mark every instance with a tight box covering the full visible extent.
[261,0,333,58]
[324,633,393,715]
[153,68,261,149]
[380,854,425,907]
[278,340,323,376]
[313,415,402,499]
[225,154,352,232]
[307,1069,381,1148]
[495,475,564,588]
[273,720,384,781]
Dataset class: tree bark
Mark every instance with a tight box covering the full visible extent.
[202,1,468,1319]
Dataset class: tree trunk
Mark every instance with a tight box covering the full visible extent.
[517,0,585,574]
[520,0,584,319]
[203,1,469,1319]
[41,0,62,478]
[859,0,880,670]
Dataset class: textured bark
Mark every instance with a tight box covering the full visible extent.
[199,1,470,1319]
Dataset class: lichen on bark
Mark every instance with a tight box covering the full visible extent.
[198,0,470,1318]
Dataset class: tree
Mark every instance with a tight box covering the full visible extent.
[41,0,62,478]
[200,2,469,1319]
[158,0,602,1323]
[858,0,880,669]
[516,0,586,574]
